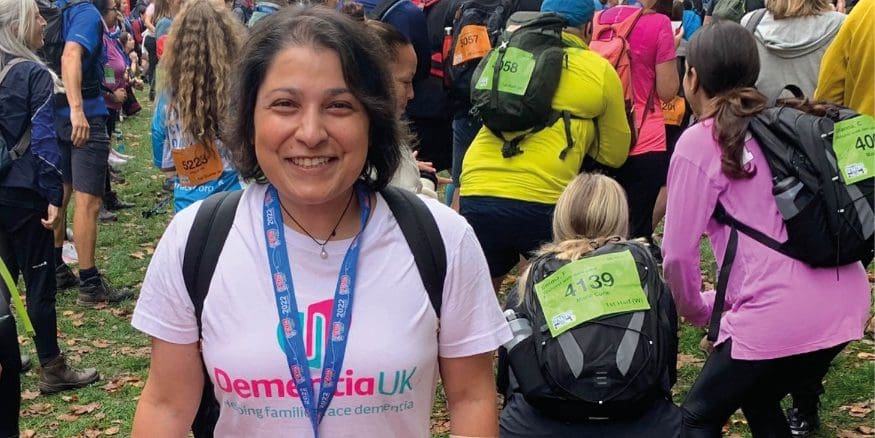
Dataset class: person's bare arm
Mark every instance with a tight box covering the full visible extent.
[131,338,204,437]
[61,42,89,147]
[440,352,499,437]
[655,59,680,103]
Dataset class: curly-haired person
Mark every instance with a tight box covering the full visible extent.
[151,0,246,212]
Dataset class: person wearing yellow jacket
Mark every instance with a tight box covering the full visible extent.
[814,0,873,117]
[460,0,631,291]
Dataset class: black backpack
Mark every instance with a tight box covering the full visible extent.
[182,187,447,438]
[37,0,89,76]
[707,100,875,342]
[444,0,518,108]
[470,12,573,160]
[505,240,678,422]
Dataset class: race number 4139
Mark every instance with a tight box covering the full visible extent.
[534,250,651,337]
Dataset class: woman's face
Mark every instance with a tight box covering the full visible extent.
[253,46,370,210]
[124,36,135,52]
[390,43,416,117]
[26,2,47,50]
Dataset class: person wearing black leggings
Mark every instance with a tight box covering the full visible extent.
[662,21,870,438]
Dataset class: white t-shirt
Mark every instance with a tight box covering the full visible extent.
[133,183,511,437]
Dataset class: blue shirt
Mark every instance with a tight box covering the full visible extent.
[682,9,702,40]
[56,0,107,118]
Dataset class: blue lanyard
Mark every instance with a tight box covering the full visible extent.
[262,184,370,437]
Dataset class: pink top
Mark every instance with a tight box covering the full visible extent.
[663,119,870,360]
[600,6,676,155]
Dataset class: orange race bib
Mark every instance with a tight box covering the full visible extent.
[171,143,224,187]
[452,25,491,66]
[662,96,686,126]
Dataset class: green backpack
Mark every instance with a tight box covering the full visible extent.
[470,12,574,159]
[712,0,747,22]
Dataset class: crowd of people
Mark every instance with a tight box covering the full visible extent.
[0,0,872,436]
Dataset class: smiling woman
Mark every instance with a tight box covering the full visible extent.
[131,5,512,438]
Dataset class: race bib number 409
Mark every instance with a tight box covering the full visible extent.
[833,114,875,185]
[534,250,651,337]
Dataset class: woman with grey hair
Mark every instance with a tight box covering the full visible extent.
[0,0,100,407]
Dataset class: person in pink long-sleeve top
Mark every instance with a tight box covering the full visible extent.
[662,21,871,438]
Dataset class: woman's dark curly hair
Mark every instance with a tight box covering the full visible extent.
[226,5,401,191]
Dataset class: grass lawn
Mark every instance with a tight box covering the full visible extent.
[11,96,875,437]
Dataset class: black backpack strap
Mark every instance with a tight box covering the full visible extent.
[713,202,786,255]
[367,0,407,20]
[743,7,767,33]
[183,190,244,330]
[707,226,738,342]
[182,189,243,438]
[380,186,446,319]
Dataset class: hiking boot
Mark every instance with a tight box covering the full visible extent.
[38,353,99,394]
[20,354,32,373]
[787,407,820,437]
[162,177,174,192]
[78,274,134,306]
[55,263,79,290]
[98,207,117,223]
[104,192,134,211]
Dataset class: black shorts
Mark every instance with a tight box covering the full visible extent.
[612,151,670,239]
[460,196,554,278]
[57,116,110,197]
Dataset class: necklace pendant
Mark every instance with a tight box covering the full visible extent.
[320,248,328,259]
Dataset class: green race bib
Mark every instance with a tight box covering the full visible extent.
[104,67,116,85]
[534,250,651,337]
[474,47,536,96]
[832,114,875,185]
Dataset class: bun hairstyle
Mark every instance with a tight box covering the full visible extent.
[686,20,767,179]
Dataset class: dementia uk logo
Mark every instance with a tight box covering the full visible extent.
[213,299,418,419]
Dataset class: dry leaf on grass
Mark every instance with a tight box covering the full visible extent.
[61,394,78,402]
[858,426,875,436]
[103,426,120,436]
[677,353,705,368]
[840,401,874,418]
[856,352,875,361]
[70,402,100,415]
[91,339,113,349]
[57,413,80,422]
[21,389,40,400]
[21,430,36,438]
[129,251,145,260]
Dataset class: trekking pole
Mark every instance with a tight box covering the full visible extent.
[0,257,35,336]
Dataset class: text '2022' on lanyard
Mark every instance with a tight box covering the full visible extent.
[261,184,371,437]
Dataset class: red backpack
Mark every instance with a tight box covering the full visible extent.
[590,6,650,147]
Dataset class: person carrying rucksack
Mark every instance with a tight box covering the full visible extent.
[459,0,631,292]
[591,2,679,262]
[499,173,680,437]
[662,21,871,437]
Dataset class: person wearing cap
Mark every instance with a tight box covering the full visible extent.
[459,0,631,293]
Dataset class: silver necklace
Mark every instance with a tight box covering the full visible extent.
[279,191,355,259]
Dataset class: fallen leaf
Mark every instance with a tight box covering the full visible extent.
[21,389,39,400]
[94,412,106,420]
[84,428,102,438]
[838,430,867,438]
[22,402,54,416]
[70,402,100,415]
[61,394,78,402]
[857,352,875,361]
[21,430,36,438]
[104,426,120,435]
[57,413,80,422]
[848,405,873,418]
[129,251,145,260]
[677,353,705,368]
[859,426,875,436]
[91,339,113,349]
[62,310,74,317]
